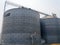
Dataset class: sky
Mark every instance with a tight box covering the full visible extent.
[0,0,60,33]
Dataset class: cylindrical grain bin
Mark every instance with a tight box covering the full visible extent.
[40,18,60,44]
[1,7,40,45]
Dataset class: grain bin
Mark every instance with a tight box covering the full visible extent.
[40,18,60,44]
[1,7,40,45]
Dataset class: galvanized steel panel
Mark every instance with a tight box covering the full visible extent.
[40,18,60,44]
[2,8,40,45]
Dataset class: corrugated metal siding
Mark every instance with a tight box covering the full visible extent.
[1,8,40,45]
[40,18,60,44]
[2,33,40,44]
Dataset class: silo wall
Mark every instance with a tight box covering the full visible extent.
[1,8,41,45]
[40,18,60,44]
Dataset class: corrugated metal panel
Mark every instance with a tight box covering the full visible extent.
[40,18,60,44]
[1,8,40,45]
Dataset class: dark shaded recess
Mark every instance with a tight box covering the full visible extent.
[4,13,10,17]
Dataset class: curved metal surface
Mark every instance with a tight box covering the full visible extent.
[2,8,40,45]
[40,18,60,44]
